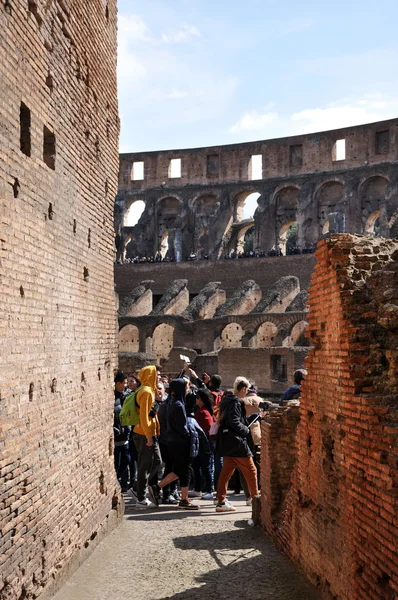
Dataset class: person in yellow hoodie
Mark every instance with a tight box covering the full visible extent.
[132,365,162,507]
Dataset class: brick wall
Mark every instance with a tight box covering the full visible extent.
[0,2,120,599]
[119,119,398,189]
[261,234,398,600]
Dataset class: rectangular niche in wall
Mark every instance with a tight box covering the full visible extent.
[168,158,181,178]
[289,144,303,168]
[131,161,144,180]
[332,139,346,162]
[43,126,56,170]
[375,130,389,155]
[20,102,31,157]
[271,354,288,382]
[206,154,220,177]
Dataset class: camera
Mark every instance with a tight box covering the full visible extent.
[258,401,270,411]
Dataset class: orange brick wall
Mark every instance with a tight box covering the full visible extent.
[0,2,120,598]
[261,234,398,600]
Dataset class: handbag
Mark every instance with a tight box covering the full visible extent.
[209,421,220,442]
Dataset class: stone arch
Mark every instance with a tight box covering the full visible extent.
[192,193,219,215]
[274,186,299,249]
[152,323,174,360]
[236,223,255,253]
[219,322,244,349]
[360,176,388,233]
[119,325,139,353]
[364,210,380,235]
[159,231,169,258]
[316,181,344,232]
[249,322,278,348]
[235,189,261,222]
[282,320,308,347]
[157,196,181,226]
[124,199,146,227]
[279,220,297,255]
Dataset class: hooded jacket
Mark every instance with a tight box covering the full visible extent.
[217,393,252,458]
[167,379,190,445]
[134,365,160,440]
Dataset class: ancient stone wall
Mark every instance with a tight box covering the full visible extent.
[261,234,398,600]
[117,268,310,393]
[116,120,398,260]
[115,254,316,297]
[0,2,120,599]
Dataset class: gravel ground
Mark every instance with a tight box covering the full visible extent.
[52,495,320,600]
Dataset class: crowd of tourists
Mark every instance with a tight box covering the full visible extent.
[115,245,316,265]
[113,366,271,512]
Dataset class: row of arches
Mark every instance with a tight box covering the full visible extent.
[215,321,308,349]
[118,320,309,361]
[120,175,398,260]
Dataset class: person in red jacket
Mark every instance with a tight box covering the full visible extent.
[191,389,215,500]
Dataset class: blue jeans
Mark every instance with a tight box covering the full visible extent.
[193,449,213,493]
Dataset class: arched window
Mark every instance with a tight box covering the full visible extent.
[279,221,297,255]
[361,177,388,233]
[282,321,308,347]
[119,325,139,353]
[250,322,278,348]
[236,192,261,222]
[159,231,169,258]
[365,210,381,235]
[152,324,174,360]
[316,182,343,232]
[124,200,146,227]
[219,323,244,348]
[236,223,255,253]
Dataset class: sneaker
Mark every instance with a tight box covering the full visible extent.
[148,484,161,507]
[216,500,236,513]
[188,490,202,498]
[246,498,252,506]
[201,492,214,500]
[178,499,199,510]
[164,495,178,505]
[136,498,155,508]
[127,488,137,500]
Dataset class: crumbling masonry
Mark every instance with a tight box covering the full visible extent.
[0,2,120,599]
[260,234,398,600]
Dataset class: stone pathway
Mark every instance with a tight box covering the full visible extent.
[52,494,320,600]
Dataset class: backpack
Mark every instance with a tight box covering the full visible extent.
[119,386,153,427]
[119,387,141,427]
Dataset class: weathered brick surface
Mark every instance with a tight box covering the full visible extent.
[261,234,398,600]
[0,2,120,599]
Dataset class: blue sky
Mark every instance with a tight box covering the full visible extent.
[118,0,398,153]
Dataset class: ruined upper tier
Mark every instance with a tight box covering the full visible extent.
[116,119,398,261]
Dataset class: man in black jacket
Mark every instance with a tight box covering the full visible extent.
[215,378,259,513]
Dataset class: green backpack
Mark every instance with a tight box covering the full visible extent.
[119,387,141,427]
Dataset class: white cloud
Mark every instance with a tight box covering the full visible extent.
[118,14,152,43]
[291,95,398,132]
[117,12,238,150]
[161,25,201,44]
[228,95,398,141]
[229,107,278,133]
